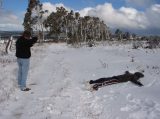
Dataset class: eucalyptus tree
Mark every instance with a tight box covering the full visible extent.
[91,17,110,42]
[23,0,40,32]
[92,17,101,41]
[43,12,56,34]
[78,17,84,42]
[115,29,123,40]
[32,3,48,42]
[23,0,48,42]
[43,6,111,45]
[57,6,68,41]
[82,16,91,42]
[123,32,130,40]
[100,21,110,41]
[44,12,61,38]
[44,6,68,41]
[132,33,136,39]
[74,12,81,43]
[66,10,75,39]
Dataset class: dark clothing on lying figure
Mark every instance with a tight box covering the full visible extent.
[89,71,144,87]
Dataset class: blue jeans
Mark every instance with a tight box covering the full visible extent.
[17,58,30,90]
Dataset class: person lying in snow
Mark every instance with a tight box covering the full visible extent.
[89,71,144,91]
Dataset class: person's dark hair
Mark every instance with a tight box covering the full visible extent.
[23,31,31,37]
[134,72,144,78]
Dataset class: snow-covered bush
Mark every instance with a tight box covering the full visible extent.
[0,54,17,103]
[145,39,160,49]
[132,41,144,49]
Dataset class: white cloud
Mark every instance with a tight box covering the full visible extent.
[0,10,23,31]
[79,3,149,30]
[78,7,93,17]
[150,4,160,13]
[42,2,160,34]
[146,4,160,29]
[43,2,63,13]
[0,2,70,31]
[42,2,70,16]
[1,2,160,34]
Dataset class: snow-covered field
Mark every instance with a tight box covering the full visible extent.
[0,42,160,119]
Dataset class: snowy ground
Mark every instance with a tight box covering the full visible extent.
[0,42,160,119]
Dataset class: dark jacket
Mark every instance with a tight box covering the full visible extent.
[16,36,37,58]
[112,71,144,86]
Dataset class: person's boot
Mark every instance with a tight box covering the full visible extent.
[21,87,31,91]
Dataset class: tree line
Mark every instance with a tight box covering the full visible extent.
[24,0,160,46]
[23,0,111,45]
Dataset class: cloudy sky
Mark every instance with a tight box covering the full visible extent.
[0,0,160,35]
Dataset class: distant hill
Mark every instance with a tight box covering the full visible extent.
[0,31,23,38]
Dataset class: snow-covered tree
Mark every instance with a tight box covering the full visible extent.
[23,0,40,32]
[23,0,48,42]
[115,29,123,40]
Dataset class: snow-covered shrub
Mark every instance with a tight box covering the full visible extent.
[0,55,17,103]
[88,40,95,47]
[145,39,160,49]
[132,41,144,49]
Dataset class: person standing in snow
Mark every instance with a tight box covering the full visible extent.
[16,31,37,91]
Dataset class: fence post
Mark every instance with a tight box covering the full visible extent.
[5,36,13,54]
